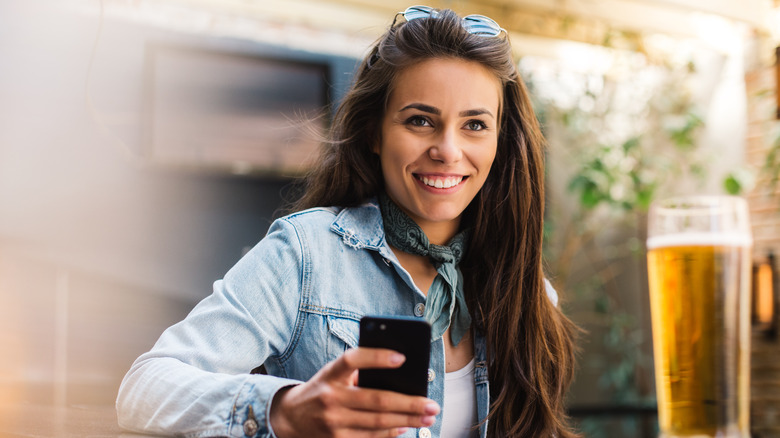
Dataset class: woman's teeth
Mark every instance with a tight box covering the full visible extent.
[419,176,463,189]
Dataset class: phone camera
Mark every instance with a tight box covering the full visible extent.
[380,324,387,330]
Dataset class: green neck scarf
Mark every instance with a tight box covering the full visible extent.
[379,193,472,346]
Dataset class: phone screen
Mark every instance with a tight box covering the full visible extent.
[357,316,431,397]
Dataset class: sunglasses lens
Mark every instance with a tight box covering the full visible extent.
[403,5,436,21]
[462,15,502,36]
[399,7,504,37]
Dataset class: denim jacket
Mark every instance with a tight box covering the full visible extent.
[116,200,557,438]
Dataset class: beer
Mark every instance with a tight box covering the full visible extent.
[647,234,751,438]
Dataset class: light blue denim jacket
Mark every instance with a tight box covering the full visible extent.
[117,200,557,438]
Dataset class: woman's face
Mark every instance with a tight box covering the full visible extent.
[375,57,501,242]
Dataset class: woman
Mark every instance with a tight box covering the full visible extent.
[117,6,578,438]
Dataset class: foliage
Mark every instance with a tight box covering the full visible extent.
[534,60,709,214]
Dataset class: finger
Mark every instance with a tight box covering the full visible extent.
[335,409,437,430]
[341,387,440,416]
[324,348,405,382]
[338,427,410,438]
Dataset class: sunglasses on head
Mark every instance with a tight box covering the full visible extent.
[367,5,506,69]
[395,5,506,37]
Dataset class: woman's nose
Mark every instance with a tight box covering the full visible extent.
[428,129,462,164]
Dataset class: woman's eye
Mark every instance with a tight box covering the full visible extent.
[406,116,431,128]
[466,120,488,131]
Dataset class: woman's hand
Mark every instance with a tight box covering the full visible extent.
[269,347,439,438]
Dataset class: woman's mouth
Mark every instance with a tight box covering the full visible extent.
[414,174,466,189]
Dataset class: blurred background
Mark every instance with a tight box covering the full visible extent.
[1,0,779,436]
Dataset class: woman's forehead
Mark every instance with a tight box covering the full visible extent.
[386,58,502,112]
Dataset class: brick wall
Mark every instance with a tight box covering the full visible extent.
[745,63,780,438]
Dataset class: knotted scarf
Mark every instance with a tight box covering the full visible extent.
[379,193,472,345]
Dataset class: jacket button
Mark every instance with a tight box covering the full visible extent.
[427,368,435,382]
[414,303,425,317]
[243,418,258,436]
[418,427,432,438]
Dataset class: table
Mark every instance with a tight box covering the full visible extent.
[0,403,157,438]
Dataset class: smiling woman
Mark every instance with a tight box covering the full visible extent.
[375,58,500,244]
[117,6,579,438]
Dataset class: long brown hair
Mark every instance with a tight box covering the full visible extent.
[293,8,579,437]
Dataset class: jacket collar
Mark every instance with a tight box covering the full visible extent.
[329,198,386,251]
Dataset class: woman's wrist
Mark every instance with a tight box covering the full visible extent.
[268,385,296,438]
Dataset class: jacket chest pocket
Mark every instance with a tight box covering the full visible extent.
[326,315,360,358]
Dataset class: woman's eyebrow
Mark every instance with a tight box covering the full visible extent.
[399,103,494,119]
[459,108,494,118]
[399,103,440,115]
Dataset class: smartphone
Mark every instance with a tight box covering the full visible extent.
[357,315,431,397]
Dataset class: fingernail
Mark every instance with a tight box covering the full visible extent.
[395,427,409,436]
[390,353,405,365]
[424,402,440,415]
[422,415,436,426]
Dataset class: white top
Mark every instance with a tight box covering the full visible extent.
[440,357,478,438]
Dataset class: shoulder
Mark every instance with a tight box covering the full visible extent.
[544,278,559,307]
[279,206,341,228]
[273,199,384,250]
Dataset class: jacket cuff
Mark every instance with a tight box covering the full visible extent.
[230,375,301,437]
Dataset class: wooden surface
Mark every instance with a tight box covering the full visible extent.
[0,404,157,438]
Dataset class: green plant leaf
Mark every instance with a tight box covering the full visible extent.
[594,295,610,314]
[723,174,742,195]
[636,186,655,210]
[622,136,641,153]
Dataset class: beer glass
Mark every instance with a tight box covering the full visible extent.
[647,196,752,438]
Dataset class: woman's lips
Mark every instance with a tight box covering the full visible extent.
[413,174,468,191]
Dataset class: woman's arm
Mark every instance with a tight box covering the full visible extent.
[116,216,440,438]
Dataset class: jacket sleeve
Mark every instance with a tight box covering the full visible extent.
[116,217,306,438]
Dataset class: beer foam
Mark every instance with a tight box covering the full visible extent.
[647,232,752,250]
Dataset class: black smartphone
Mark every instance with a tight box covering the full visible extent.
[357,315,431,397]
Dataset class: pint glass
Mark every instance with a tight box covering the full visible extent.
[647,196,752,438]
